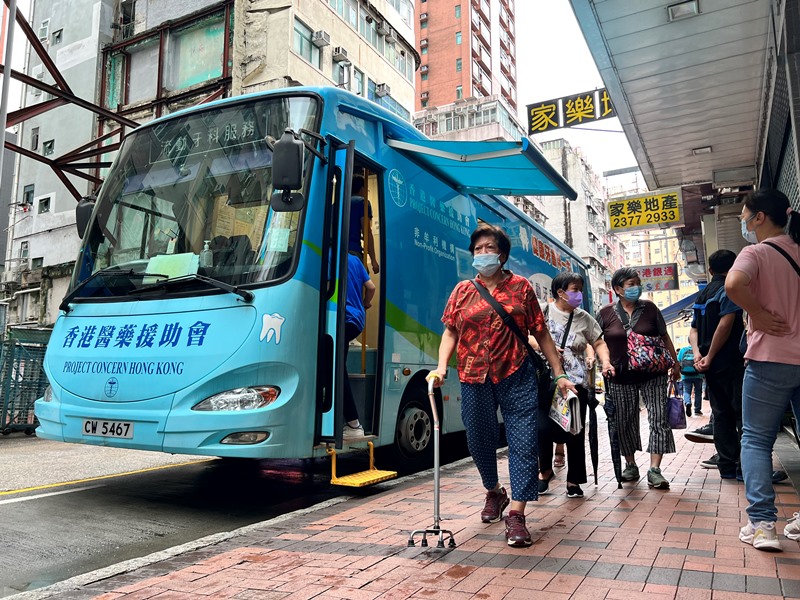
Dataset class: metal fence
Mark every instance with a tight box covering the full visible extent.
[1,328,51,435]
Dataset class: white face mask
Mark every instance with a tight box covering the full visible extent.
[472,253,501,277]
[741,215,758,244]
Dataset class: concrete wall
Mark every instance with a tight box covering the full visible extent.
[141,0,222,29]
[234,0,415,114]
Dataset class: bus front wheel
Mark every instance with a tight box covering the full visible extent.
[394,397,434,469]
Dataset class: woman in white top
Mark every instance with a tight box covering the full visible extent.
[530,272,613,498]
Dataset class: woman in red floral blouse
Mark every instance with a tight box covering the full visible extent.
[428,223,575,547]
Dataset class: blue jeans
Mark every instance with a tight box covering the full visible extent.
[741,360,800,523]
[682,377,703,412]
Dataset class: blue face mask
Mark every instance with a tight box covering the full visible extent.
[472,253,501,277]
[741,215,758,244]
[623,286,642,302]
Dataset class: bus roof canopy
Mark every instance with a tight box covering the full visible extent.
[385,137,578,200]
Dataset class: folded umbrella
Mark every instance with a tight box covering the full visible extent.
[587,366,599,486]
[602,376,623,490]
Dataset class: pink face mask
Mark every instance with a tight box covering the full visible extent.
[563,290,583,308]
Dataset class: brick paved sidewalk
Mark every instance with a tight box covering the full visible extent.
[22,412,800,600]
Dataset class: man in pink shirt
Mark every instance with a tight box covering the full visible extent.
[726,188,800,552]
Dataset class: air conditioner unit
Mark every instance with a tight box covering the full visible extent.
[419,12,428,20]
[312,30,331,48]
[420,65,429,73]
[385,30,397,45]
[376,83,390,97]
[454,107,465,114]
[332,46,349,62]
[420,91,429,99]
[420,38,428,47]
[377,20,391,35]
[712,165,756,188]
[467,104,478,112]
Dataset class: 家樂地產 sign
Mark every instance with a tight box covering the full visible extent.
[606,189,683,233]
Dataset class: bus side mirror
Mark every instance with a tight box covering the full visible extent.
[273,129,303,189]
[75,194,96,239]
[270,129,306,213]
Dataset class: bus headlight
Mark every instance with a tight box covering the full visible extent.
[192,387,281,411]
[221,432,269,444]
[42,386,53,402]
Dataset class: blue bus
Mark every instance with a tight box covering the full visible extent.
[35,87,582,481]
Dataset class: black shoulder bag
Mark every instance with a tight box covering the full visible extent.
[469,280,571,404]
[764,241,800,276]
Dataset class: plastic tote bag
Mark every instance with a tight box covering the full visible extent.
[667,382,687,429]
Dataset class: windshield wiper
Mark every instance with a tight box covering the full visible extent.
[127,273,254,303]
[60,268,169,314]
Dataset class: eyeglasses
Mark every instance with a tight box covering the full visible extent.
[738,210,762,222]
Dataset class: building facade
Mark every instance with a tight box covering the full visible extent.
[538,138,624,313]
[411,1,549,224]
[3,0,419,329]
[415,0,516,112]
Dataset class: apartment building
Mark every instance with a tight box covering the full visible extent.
[3,0,418,328]
[415,0,516,112]
[538,138,625,313]
[411,0,549,224]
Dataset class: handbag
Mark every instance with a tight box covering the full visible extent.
[613,303,674,374]
[469,280,556,404]
[667,382,687,429]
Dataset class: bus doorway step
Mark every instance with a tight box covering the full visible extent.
[326,441,397,487]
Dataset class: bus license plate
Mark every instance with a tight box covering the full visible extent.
[83,419,134,439]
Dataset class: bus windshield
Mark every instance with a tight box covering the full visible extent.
[73,95,319,299]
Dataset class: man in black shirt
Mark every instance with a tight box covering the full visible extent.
[690,250,745,479]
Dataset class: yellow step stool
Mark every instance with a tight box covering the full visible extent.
[326,441,397,487]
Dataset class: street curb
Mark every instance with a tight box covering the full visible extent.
[11,451,488,599]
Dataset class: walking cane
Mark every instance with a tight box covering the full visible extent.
[407,376,456,549]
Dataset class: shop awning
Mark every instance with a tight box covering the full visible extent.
[662,291,700,325]
[385,138,578,199]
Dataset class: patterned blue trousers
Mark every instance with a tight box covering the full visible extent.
[460,358,539,502]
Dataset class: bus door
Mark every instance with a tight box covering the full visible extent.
[315,139,355,449]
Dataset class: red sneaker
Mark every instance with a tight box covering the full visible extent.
[480,486,510,523]
[505,513,532,547]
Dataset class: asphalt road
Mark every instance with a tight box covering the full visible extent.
[0,432,470,597]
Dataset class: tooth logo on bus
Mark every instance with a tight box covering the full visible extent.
[259,313,286,344]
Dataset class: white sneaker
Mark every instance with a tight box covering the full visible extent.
[740,521,782,552]
[343,424,365,440]
[785,513,800,540]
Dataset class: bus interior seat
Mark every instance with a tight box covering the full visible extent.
[227,235,254,267]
